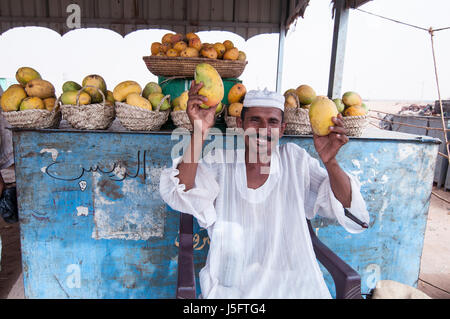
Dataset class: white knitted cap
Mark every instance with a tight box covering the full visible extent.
[243,88,285,111]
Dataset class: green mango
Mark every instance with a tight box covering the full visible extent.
[62,81,82,92]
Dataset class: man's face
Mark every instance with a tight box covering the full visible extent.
[236,107,286,160]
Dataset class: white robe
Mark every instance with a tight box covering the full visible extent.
[159,142,369,299]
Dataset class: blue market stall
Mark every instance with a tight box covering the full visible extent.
[12,126,439,298]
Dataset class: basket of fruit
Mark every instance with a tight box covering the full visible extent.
[60,80,115,130]
[1,68,62,129]
[143,32,247,78]
[283,86,314,135]
[336,92,368,137]
[223,83,247,131]
[114,81,171,131]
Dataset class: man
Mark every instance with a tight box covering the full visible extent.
[160,82,369,298]
[0,85,18,223]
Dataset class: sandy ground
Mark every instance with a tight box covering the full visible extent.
[1,103,449,298]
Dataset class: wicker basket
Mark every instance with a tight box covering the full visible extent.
[61,86,115,130]
[284,93,312,135]
[171,110,193,131]
[143,55,247,78]
[224,106,241,132]
[171,106,225,132]
[2,98,62,129]
[342,115,368,137]
[115,95,170,131]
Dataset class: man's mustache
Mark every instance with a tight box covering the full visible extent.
[247,132,273,142]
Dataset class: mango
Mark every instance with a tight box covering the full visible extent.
[62,81,82,92]
[160,42,172,53]
[284,89,296,97]
[151,42,162,55]
[342,91,362,107]
[343,105,366,117]
[16,67,41,86]
[173,105,182,112]
[43,97,57,111]
[166,48,180,57]
[201,47,218,59]
[228,83,246,104]
[60,91,91,105]
[148,93,171,111]
[142,82,162,99]
[213,43,226,59]
[113,81,142,102]
[333,98,345,113]
[309,96,339,136]
[238,51,247,61]
[296,85,316,105]
[223,48,239,60]
[0,85,27,111]
[284,94,298,108]
[215,102,223,114]
[179,91,189,110]
[185,32,199,41]
[105,90,115,106]
[172,96,180,108]
[228,102,243,117]
[162,33,174,44]
[19,97,45,111]
[180,47,199,58]
[194,63,224,109]
[223,40,234,50]
[25,79,55,99]
[173,41,187,52]
[170,33,184,44]
[126,93,152,111]
[188,38,202,51]
[82,74,107,103]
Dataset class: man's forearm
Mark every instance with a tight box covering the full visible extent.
[324,158,352,208]
[176,128,208,191]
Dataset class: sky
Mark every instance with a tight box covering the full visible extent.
[0,0,449,101]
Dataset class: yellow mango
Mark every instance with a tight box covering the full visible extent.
[296,85,316,105]
[227,83,246,104]
[113,81,142,102]
[342,91,362,108]
[82,74,107,103]
[60,91,91,105]
[309,96,339,136]
[343,105,366,117]
[43,97,57,111]
[16,67,41,86]
[0,85,27,112]
[228,102,243,117]
[25,79,55,99]
[19,97,45,111]
[194,63,224,109]
[179,91,189,110]
[126,93,152,111]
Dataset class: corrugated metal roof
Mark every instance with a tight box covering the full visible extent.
[0,0,370,39]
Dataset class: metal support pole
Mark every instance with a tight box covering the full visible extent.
[327,0,349,99]
[276,26,286,93]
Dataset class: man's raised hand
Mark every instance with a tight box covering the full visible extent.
[313,113,349,165]
[187,80,218,134]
